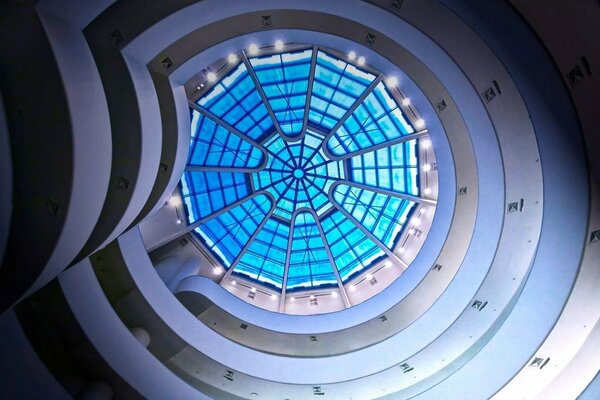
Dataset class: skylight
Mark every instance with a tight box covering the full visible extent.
[180,45,433,311]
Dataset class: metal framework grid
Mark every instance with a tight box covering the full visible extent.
[179,46,431,300]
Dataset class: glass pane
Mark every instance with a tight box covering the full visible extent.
[327,82,415,156]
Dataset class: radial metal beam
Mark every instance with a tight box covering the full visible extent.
[330,180,437,206]
[321,74,383,146]
[188,102,266,151]
[279,209,299,312]
[324,129,429,161]
[300,46,318,138]
[311,209,351,308]
[219,202,277,285]
[240,52,294,144]
[147,191,274,253]
[327,184,408,271]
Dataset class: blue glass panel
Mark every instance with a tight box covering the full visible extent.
[195,194,272,267]
[250,49,312,137]
[198,63,273,141]
[321,210,385,280]
[332,184,415,249]
[328,82,415,156]
[309,51,376,131]
[287,212,337,290]
[181,171,250,223]
[189,110,264,169]
[234,216,289,288]
[349,140,419,195]
[180,48,424,294]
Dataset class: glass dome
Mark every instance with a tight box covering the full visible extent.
[179,45,434,311]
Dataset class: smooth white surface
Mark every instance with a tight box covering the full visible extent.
[96,55,163,251]
[60,259,209,400]
[24,10,112,298]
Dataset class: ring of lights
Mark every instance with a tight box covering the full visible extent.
[113,0,524,383]
[57,2,592,395]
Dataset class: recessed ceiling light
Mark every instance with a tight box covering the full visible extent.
[248,43,259,55]
[169,196,181,207]
[385,262,392,268]
[424,187,432,195]
[423,164,432,172]
[331,292,338,298]
[227,53,238,63]
[402,97,411,106]
[270,294,276,300]
[357,56,366,66]
[250,287,256,293]
[421,138,431,149]
[207,72,217,82]
[413,218,421,226]
[274,40,284,50]
[386,76,398,87]
[213,267,222,275]
[231,281,237,285]
[415,118,425,129]
[349,285,356,292]
[348,51,357,60]
[176,219,182,224]
[398,247,405,254]
[366,273,373,280]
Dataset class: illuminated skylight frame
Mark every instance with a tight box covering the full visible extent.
[180,43,437,311]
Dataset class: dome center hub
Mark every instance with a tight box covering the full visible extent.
[293,168,305,179]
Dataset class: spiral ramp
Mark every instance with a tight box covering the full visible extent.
[0,1,599,399]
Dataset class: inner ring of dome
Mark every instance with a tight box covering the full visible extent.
[179,44,437,312]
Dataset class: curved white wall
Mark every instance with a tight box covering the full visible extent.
[0,0,597,399]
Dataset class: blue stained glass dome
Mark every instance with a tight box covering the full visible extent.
[179,45,429,300]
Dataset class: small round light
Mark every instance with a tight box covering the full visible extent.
[409,228,415,235]
[213,267,222,275]
[169,196,181,207]
[274,40,284,50]
[349,285,356,292]
[227,53,238,63]
[413,218,421,226]
[207,72,217,82]
[423,164,432,172]
[366,273,373,280]
[348,51,357,60]
[290,297,295,301]
[385,262,392,268]
[402,97,411,106]
[424,187,432,195]
[398,247,406,254]
[250,287,256,293]
[386,76,398,87]
[248,43,259,55]
[415,118,426,129]
[200,83,205,88]
[357,56,366,66]
[176,219,182,224]
[271,294,277,300]
[231,281,237,285]
[421,138,431,149]
[331,291,338,298]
